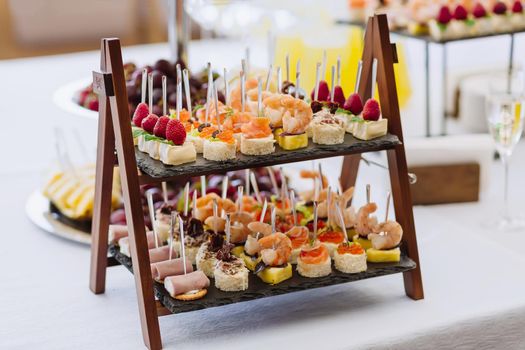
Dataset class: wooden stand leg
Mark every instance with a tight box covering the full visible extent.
[105,38,162,350]
[89,41,116,295]
[340,154,361,204]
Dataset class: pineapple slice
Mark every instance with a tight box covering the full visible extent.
[273,128,283,145]
[278,133,308,150]
[241,252,261,271]
[257,263,292,284]
[352,235,373,250]
[231,245,244,258]
[366,248,401,263]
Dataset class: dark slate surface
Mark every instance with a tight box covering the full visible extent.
[136,133,400,179]
[109,244,416,315]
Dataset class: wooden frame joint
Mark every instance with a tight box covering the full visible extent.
[92,71,114,96]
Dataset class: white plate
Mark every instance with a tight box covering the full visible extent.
[52,77,98,120]
[25,191,92,245]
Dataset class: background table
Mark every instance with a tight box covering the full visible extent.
[2,42,525,350]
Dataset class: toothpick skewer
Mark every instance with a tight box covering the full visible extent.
[212,199,218,234]
[192,190,197,217]
[260,200,268,223]
[205,62,212,124]
[237,186,244,212]
[257,76,263,117]
[161,182,168,204]
[330,65,335,102]
[178,216,187,275]
[295,59,301,99]
[318,163,325,189]
[280,166,288,203]
[225,214,231,243]
[285,53,290,82]
[221,175,228,217]
[337,56,341,86]
[245,169,250,197]
[183,182,189,217]
[335,202,348,243]
[240,70,246,113]
[321,50,327,81]
[312,201,318,246]
[169,211,176,260]
[271,205,276,233]
[371,58,378,99]
[250,171,262,203]
[245,47,250,77]
[327,186,332,228]
[183,68,192,115]
[366,184,371,204]
[146,191,159,249]
[314,62,321,101]
[385,192,391,222]
[148,73,153,114]
[267,167,279,195]
[265,64,273,91]
[141,68,147,104]
[354,60,363,94]
[214,85,221,131]
[313,176,319,202]
[277,66,282,93]
[223,68,229,106]
[162,75,167,116]
[176,75,182,120]
[290,190,297,226]
[200,175,206,197]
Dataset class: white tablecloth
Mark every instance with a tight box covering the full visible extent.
[2,42,525,350]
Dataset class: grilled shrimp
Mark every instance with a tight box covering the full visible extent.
[368,220,403,250]
[355,203,378,237]
[258,232,292,266]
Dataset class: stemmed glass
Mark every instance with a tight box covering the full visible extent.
[486,70,525,230]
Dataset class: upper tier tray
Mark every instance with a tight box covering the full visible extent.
[336,19,525,43]
[110,245,416,315]
[136,133,401,179]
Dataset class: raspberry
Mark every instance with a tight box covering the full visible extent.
[362,99,381,121]
[454,5,468,20]
[343,93,364,115]
[165,119,186,145]
[88,99,99,111]
[473,3,487,17]
[132,102,150,127]
[333,86,346,106]
[311,80,330,101]
[141,114,159,133]
[436,6,453,24]
[153,115,170,138]
[512,0,523,13]
[493,1,507,14]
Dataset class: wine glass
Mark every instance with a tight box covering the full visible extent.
[486,70,525,230]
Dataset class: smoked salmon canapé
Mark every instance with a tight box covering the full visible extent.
[296,240,332,278]
[317,229,346,257]
[333,242,367,274]
[240,116,275,156]
[202,129,237,161]
[285,226,309,264]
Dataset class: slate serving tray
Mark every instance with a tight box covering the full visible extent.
[136,133,401,179]
[109,245,416,315]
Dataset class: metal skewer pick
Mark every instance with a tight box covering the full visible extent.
[290,190,297,226]
[161,182,168,204]
[354,60,363,94]
[162,75,167,116]
[265,64,272,91]
[335,202,348,243]
[169,211,176,260]
[371,58,378,99]
[330,65,335,102]
[146,191,159,249]
[183,69,192,115]
[148,73,153,114]
[141,68,147,104]
[183,182,189,217]
[250,172,262,203]
[178,216,187,275]
[314,62,321,101]
[260,200,268,223]
[200,175,206,197]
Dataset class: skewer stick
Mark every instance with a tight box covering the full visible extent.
[200,175,206,197]
[250,171,262,203]
[290,190,297,226]
[161,182,168,203]
[205,62,212,124]
[371,58,378,99]
[366,184,371,204]
[141,68,147,104]
[335,202,347,242]
[176,75,182,120]
[257,76,263,117]
[245,169,250,197]
[223,68,229,106]
[260,200,268,223]
[336,56,341,87]
[385,192,391,222]
[314,62,321,101]
[240,70,246,113]
[285,53,290,82]
[162,75,167,116]
[192,190,197,217]
[321,50,327,81]
[271,205,276,233]
[169,211,176,260]
[277,66,282,93]
[354,60,363,93]
[245,47,250,77]
[318,163,325,189]
[313,177,319,202]
[183,68,192,115]
[312,201,318,246]
[330,65,335,102]
[280,166,288,203]
[241,59,247,77]
[237,186,244,212]
[183,182,189,217]
[146,191,159,249]
[176,64,181,82]
[267,167,279,195]
[212,199,218,234]
[148,73,153,114]
[295,59,301,99]
[265,64,273,91]
[327,186,332,228]
[225,214,231,243]
[221,175,228,217]
[178,216,187,275]
[213,85,221,130]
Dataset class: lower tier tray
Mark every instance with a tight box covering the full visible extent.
[110,245,416,315]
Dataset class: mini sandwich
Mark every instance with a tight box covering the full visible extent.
[510,0,525,30]
[429,6,455,41]
[196,234,224,278]
[317,229,346,258]
[352,99,388,141]
[164,270,210,301]
[297,240,332,278]
[186,123,211,153]
[202,128,237,161]
[213,243,249,292]
[240,116,275,155]
[311,109,346,145]
[174,217,208,265]
[334,242,367,273]
[285,226,309,264]
[491,2,512,33]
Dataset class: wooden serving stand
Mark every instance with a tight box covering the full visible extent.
[89,14,424,350]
